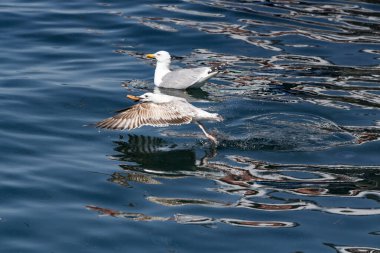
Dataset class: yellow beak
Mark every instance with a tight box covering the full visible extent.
[127,95,141,101]
[146,54,155,59]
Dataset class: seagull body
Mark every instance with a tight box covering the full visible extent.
[146,51,219,89]
[97,92,223,144]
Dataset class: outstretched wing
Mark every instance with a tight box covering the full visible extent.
[161,67,214,89]
[96,102,193,130]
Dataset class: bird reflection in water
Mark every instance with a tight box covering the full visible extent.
[105,134,218,189]
[120,139,380,215]
[144,156,380,215]
[111,134,198,173]
[89,134,380,229]
[90,134,298,228]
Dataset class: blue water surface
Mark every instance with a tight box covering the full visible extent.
[1,1,380,252]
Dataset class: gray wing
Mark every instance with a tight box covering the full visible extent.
[96,102,194,130]
[161,67,212,89]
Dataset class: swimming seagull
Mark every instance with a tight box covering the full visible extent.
[96,92,223,144]
[146,50,223,89]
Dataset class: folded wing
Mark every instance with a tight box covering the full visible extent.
[161,67,214,89]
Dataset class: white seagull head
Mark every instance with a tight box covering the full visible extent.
[127,92,176,104]
[146,50,171,63]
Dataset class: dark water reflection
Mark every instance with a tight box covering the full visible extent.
[89,135,380,223]
[86,205,296,228]
[1,0,380,252]
[327,244,380,253]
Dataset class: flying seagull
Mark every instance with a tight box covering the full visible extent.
[96,92,223,144]
[146,50,222,89]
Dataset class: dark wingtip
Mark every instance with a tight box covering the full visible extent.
[96,118,115,130]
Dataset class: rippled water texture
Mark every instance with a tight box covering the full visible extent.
[1,1,380,252]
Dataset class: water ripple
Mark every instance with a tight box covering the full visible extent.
[86,205,297,228]
[2,0,380,252]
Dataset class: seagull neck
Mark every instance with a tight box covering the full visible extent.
[154,60,171,86]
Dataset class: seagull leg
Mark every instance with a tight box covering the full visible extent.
[195,121,218,145]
